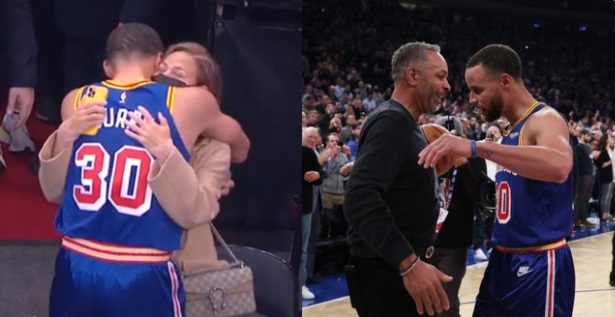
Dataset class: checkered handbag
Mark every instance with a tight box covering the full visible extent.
[182,225,257,317]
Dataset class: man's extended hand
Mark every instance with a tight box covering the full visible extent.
[6,87,35,128]
[418,134,471,169]
[401,255,452,316]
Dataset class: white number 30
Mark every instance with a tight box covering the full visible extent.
[73,143,153,217]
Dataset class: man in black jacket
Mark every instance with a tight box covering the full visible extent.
[344,42,452,317]
[0,0,37,128]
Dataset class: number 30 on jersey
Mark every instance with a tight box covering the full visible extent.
[72,143,153,216]
[496,182,511,223]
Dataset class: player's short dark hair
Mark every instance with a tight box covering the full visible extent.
[106,23,164,60]
[466,44,522,80]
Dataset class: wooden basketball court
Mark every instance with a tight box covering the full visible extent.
[303,232,615,317]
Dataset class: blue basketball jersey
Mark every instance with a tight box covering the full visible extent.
[492,102,574,248]
[56,80,190,251]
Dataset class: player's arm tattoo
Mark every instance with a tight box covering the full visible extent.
[484,149,494,157]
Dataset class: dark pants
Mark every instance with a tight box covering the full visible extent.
[346,255,424,317]
[31,0,65,120]
[429,248,468,317]
[574,175,593,221]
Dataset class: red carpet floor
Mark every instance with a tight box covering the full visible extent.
[0,109,61,241]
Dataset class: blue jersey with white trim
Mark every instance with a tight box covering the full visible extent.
[492,102,573,248]
[55,80,190,251]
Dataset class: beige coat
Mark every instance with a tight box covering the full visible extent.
[38,133,231,268]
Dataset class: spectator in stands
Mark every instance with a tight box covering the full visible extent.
[339,114,357,142]
[320,132,351,239]
[362,89,378,113]
[306,110,319,128]
[301,126,324,300]
[575,128,595,228]
[591,132,614,221]
[345,122,363,158]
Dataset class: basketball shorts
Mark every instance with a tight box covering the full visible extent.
[49,237,185,317]
[473,242,575,317]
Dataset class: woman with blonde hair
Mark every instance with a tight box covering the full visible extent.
[155,42,236,270]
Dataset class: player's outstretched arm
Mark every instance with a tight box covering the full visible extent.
[207,114,250,163]
[475,110,573,183]
[419,110,572,183]
[175,87,250,163]
[149,138,231,229]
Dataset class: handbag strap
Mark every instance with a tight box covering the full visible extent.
[210,223,244,268]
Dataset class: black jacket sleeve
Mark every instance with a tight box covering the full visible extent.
[301,146,324,214]
[303,147,324,186]
[6,0,37,87]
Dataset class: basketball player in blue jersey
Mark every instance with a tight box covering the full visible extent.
[38,23,249,317]
[418,44,575,317]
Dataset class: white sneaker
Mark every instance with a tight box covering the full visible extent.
[474,248,488,261]
[302,285,315,300]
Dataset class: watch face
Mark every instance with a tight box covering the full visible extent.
[153,74,187,87]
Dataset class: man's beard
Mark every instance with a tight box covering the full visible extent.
[484,93,504,123]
